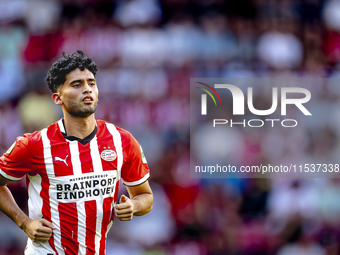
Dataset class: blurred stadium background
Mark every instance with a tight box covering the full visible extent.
[0,0,340,254]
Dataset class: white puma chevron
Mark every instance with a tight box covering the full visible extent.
[54,155,69,166]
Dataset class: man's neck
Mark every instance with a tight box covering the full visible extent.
[62,113,96,139]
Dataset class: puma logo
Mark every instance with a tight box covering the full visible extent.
[54,155,69,166]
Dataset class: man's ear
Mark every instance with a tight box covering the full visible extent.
[52,92,62,105]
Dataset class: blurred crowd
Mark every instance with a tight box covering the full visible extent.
[1,0,340,254]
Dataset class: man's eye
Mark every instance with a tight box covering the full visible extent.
[89,83,95,86]
[73,84,80,87]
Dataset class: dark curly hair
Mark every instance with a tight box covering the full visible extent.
[46,50,98,93]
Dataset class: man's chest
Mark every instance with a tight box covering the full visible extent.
[31,137,123,203]
[33,137,122,176]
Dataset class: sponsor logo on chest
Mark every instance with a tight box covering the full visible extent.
[50,171,118,203]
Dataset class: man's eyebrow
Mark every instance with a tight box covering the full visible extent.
[70,78,96,84]
[70,79,82,84]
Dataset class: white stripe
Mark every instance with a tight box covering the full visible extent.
[41,129,54,176]
[105,123,124,245]
[58,119,65,133]
[27,174,43,220]
[27,174,57,253]
[0,169,22,180]
[69,141,82,176]
[95,200,103,255]
[67,139,84,253]
[90,136,103,173]
[77,202,87,255]
[106,220,113,239]
[90,134,104,254]
[41,128,65,255]
[122,172,150,186]
[105,123,123,179]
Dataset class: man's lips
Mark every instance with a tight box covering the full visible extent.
[82,96,93,102]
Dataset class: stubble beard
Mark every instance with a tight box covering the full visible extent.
[65,100,98,118]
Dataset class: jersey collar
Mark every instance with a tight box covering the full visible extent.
[58,119,97,145]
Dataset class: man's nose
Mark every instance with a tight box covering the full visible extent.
[83,83,92,93]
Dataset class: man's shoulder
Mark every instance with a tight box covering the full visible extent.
[4,131,40,158]
[97,119,133,139]
[16,130,40,146]
[25,121,60,145]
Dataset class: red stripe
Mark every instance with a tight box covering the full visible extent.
[110,180,120,222]
[118,130,132,184]
[98,124,117,172]
[48,123,73,177]
[41,174,58,254]
[85,200,97,255]
[78,143,94,173]
[99,197,114,255]
[59,203,79,255]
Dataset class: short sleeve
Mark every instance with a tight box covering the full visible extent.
[121,134,150,187]
[0,134,32,181]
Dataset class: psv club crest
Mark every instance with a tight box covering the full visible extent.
[101,150,117,161]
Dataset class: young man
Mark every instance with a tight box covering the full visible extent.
[0,50,153,255]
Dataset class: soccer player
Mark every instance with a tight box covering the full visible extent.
[0,50,153,255]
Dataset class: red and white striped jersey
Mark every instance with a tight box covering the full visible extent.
[0,119,150,255]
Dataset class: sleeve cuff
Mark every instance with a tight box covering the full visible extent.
[0,169,23,181]
[121,172,150,187]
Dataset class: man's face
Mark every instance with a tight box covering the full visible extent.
[57,68,99,118]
